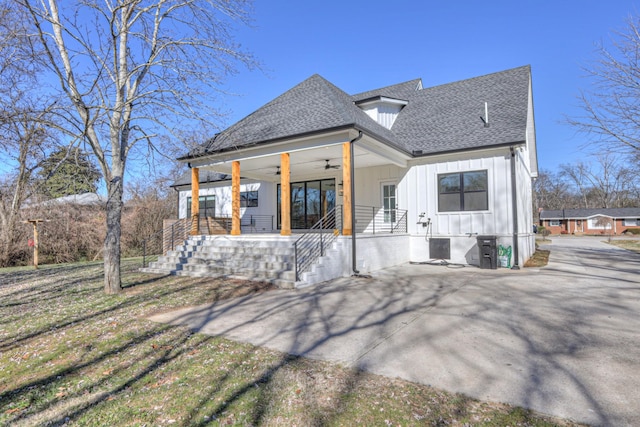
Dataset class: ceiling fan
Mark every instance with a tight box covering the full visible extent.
[324,159,340,170]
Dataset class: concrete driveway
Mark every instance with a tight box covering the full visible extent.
[148,236,640,426]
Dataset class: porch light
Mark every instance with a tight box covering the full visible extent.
[338,181,343,196]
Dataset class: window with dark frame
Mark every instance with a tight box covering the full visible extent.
[240,190,259,207]
[277,179,336,229]
[438,170,488,212]
[187,195,216,218]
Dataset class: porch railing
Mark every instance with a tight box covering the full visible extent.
[142,217,191,268]
[294,206,343,281]
[206,214,275,234]
[353,205,408,234]
[293,205,408,281]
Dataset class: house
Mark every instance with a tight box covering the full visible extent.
[148,66,538,287]
[539,208,640,235]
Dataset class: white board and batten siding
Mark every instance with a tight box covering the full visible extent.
[361,104,403,130]
[402,150,531,266]
[177,180,275,220]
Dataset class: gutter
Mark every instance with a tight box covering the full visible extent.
[349,131,364,275]
[510,146,520,270]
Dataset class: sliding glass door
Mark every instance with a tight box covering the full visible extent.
[278,179,336,229]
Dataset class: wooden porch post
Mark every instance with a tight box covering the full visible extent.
[23,219,44,269]
[342,142,352,236]
[231,161,241,235]
[190,167,200,235]
[280,153,291,236]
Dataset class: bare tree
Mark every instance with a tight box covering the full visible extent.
[560,153,636,208]
[18,1,256,293]
[570,15,640,158]
[533,169,573,211]
[0,2,55,266]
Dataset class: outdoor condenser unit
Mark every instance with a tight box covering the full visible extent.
[429,238,450,260]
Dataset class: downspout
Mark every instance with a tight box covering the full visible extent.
[350,131,364,275]
[510,147,520,270]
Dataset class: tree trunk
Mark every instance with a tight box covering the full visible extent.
[104,174,124,294]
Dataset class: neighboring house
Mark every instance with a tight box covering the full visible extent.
[539,208,640,235]
[150,66,538,286]
[24,192,106,208]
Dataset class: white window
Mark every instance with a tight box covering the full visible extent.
[549,220,560,226]
[623,218,639,226]
[382,183,397,223]
[588,217,612,230]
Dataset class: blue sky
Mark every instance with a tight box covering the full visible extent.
[217,0,640,173]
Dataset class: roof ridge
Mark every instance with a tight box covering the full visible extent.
[421,65,531,92]
[351,78,422,98]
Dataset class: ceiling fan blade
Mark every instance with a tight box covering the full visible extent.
[324,160,340,170]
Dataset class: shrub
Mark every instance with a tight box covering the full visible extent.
[624,228,640,235]
[560,230,568,234]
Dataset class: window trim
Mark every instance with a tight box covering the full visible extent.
[549,219,561,227]
[381,182,397,223]
[623,218,639,227]
[437,170,488,212]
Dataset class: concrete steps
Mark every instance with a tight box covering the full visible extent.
[140,235,298,288]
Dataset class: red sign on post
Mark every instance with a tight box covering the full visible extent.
[28,238,34,248]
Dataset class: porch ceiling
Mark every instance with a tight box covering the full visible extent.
[195,133,410,181]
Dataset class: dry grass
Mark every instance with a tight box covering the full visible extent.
[607,239,640,254]
[0,259,584,426]
[524,248,551,267]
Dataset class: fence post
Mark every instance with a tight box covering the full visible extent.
[143,239,147,268]
[171,223,175,251]
[320,216,324,256]
[391,209,395,234]
[372,206,376,235]
[294,242,299,281]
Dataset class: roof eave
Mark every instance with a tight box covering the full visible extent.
[410,140,526,158]
[179,124,414,164]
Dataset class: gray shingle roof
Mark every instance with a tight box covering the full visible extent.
[351,78,422,103]
[540,208,640,219]
[392,66,530,154]
[184,74,398,159]
[182,66,532,160]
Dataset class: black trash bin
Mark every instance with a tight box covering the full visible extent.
[477,235,497,269]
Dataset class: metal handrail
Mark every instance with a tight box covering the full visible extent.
[393,209,408,233]
[294,206,343,281]
[142,217,191,268]
[204,214,275,234]
[353,206,408,234]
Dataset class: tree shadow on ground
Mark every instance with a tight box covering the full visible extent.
[0,256,599,426]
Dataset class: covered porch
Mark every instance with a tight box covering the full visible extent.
[184,129,411,240]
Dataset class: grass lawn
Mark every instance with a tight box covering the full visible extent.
[607,238,640,254]
[0,260,584,426]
